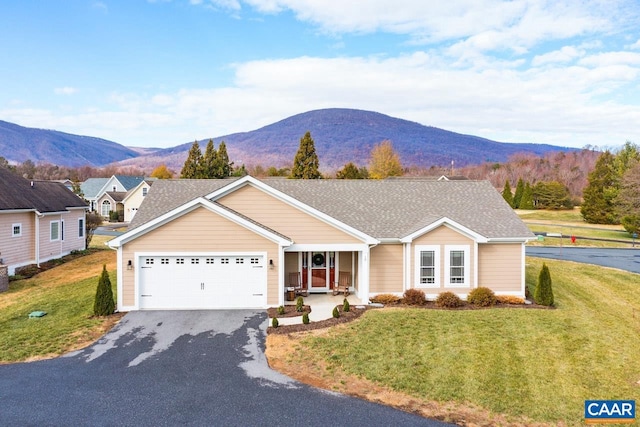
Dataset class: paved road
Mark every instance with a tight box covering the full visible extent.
[526,247,640,274]
[0,311,450,427]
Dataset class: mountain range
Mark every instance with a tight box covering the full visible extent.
[1,109,574,171]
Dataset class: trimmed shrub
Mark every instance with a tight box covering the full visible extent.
[296,296,304,312]
[435,291,463,308]
[271,317,279,328]
[534,263,554,306]
[332,306,340,318]
[277,305,285,315]
[343,298,350,312]
[467,287,497,307]
[403,288,427,305]
[302,312,310,324]
[94,264,115,316]
[496,295,525,305]
[109,210,119,221]
[370,294,402,305]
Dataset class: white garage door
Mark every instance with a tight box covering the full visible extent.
[138,255,266,309]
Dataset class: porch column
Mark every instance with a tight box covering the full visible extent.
[358,245,371,302]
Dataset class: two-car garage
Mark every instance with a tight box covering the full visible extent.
[137,254,267,310]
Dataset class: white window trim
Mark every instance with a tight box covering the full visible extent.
[50,220,60,242]
[444,245,470,288]
[78,217,85,238]
[414,245,440,288]
[12,223,22,237]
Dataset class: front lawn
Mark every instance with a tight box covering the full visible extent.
[269,258,640,425]
[0,250,119,363]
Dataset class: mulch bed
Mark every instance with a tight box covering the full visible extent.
[267,305,371,334]
[266,305,311,318]
[267,299,553,335]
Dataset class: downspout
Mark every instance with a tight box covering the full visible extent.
[35,211,43,268]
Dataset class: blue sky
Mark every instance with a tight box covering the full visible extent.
[1,0,639,150]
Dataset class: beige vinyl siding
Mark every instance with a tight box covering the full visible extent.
[338,251,352,274]
[411,225,475,293]
[219,185,362,244]
[121,207,279,306]
[0,212,35,268]
[478,243,523,293]
[370,244,403,293]
[124,183,150,222]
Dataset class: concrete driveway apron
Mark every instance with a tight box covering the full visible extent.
[0,310,452,426]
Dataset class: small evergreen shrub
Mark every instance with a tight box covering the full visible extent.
[277,305,285,315]
[332,306,340,318]
[370,294,401,305]
[534,263,554,306]
[435,291,463,308]
[109,210,119,221]
[343,298,350,312]
[496,295,525,305]
[403,288,427,305]
[94,264,115,316]
[467,287,497,307]
[271,317,279,328]
[296,296,304,312]
[302,312,310,324]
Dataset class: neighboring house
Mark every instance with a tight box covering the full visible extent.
[80,178,109,212]
[107,176,535,311]
[0,167,88,275]
[97,192,127,220]
[81,175,146,216]
[122,179,154,222]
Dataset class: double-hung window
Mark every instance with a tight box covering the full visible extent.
[78,218,85,238]
[50,221,60,241]
[445,245,470,287]
[415,245,440,287]
[12,223,22,237]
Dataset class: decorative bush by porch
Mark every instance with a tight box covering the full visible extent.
[332,306,340,318]
[302,312,310,324]
[435,291,464,308]
[343,298,350,312]
[467,287,497,307]
[370,294,402,305]
[296,296,304,312]
[496,295,525,305]
[403,288,427,305]
[272,317,279,328]
[277,305,285,315]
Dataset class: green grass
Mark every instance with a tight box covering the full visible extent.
[526,225,636,248]
[517,208,585,223]
[301,258,640,425]
[0,251,117,362]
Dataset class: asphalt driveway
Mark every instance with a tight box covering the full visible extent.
[526,247,640,274]
[0,311,450,426]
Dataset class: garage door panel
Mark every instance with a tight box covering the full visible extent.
[138,255,266,309]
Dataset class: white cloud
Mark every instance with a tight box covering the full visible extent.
[92,1,108,13]
[532,46,584,66]
[629,39,640,50]
[54,87,78,95]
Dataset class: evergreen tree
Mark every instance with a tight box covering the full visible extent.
[616,160,640,234]
[336,162,367,179]
[520,182,535,209]
[501,180,514,207]
[216,141,232,178]
[534,263,554,306]
[513,178,525,208]
[290,131,322,179]
[94,265,115,316]
[202,139,218,179]
[581,151,620,224]
[180,140,204,178]
[533,181,573,210]
[369,140,403,179]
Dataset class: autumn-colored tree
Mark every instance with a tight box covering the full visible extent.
[180,140,204,178]
[290,131,322,179]
[150,164,173,179]
[85,212,102,248]
[513,178,525,208]
[369,140,403,179]
[616,160,640,234]
[501,180,514,207]
[581,151,620,224]
[336,162,368,179]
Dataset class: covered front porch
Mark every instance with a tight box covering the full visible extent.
[282,246,370,303]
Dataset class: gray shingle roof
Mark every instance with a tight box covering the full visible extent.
[115,175,145,191]
[80,178,109,198]
[130,177,533,240]
[0,167,88,212]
